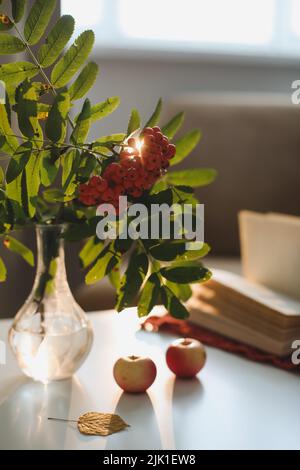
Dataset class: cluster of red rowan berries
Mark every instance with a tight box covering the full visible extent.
[78,126,176,209]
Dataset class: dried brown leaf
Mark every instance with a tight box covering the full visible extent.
[77,412,130,436]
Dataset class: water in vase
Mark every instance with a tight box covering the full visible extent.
[9,225,93,383]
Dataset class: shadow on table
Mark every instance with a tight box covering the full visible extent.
[0,377,83,450]
[0,375,29,407]
[170,376,205,449]
[106,391,161,450]
[172,376,204,402]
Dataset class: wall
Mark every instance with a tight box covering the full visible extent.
[85,53,300,139]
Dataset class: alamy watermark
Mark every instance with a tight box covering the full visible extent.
[95,196,204,250]
[291,80,300,104]
[291,340,300,365]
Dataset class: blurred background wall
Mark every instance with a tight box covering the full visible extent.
[1,0,300,317]
[85,56,300,136]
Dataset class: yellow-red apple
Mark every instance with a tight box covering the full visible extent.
[166,338,206,378]
[113,355,157,393]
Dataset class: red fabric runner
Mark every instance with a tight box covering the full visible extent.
[142,315,300,372]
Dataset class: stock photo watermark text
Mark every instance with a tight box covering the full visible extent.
[95,196,205,250]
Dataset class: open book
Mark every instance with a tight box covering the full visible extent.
[239,211,300,300]
[187,269,300,356]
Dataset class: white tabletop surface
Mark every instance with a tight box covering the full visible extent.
[0,307,299,450]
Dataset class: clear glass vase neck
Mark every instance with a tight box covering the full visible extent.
[33,224,69,300]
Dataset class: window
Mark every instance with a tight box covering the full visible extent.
[61,0,300,59]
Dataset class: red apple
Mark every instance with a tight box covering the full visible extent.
[113,355,157,393]
[166,338,206,378]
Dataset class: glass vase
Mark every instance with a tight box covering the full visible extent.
[9,224,93,383]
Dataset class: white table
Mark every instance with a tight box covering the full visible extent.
[0,307,299,450]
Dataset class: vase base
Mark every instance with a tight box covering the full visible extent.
[9,324,93,383]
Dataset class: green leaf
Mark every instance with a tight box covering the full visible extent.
[71,98,91,144]
[77,152,97,178]
[172,187,199,206]
[109,261,121,290]
[127,108,141,136]
[94,133,126,146]
[91,131,125,154]
[69,61,98,101]
[4,235,34,266]
[90,97,120,123]
[7,130,42,216]
[0,104,18,155]
[114,237,133,254]
[5,195,26,224]
[6,173,22,207]
[24,151,42,217]
[173,185,194,194]
[171,130,202,166]
[160,265,212,284]
[162,112,185,139]
[148,188,173,205]
[37,103,51,116]
[0,256,6,282]
[4,90,11,124]
[175,242,211,261]
[5,84,18,106]
[15,80,38,138]
[138,273,160,317]
[85,249,117,285]
[6,142,32,183]
[63,221,95,242]
[45,91,70,143]
[150,178,168,194]
[116,252,149,312]
[0,62,39,86]
[38,15,75,67]
[0,34,25,54]
[51,30,95,88]
[167,168,217,188]
[24,0,57,45]
[43,188,74,203]
[32,121,43,150]
[150,240,187,262]
[160,285,189,319]
[79,237,104,269]
[61,149,75,187]
[0,166,4,184]
[165,281,192,302]
[62,149,80,194]
[40,150,59,187]
[145,98,162,128]
[11,0,26,22]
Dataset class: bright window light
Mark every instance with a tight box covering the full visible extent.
[291,0,300,38]
[119,0,275,45]
[61,0,103,29]
[61,0,300,58]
